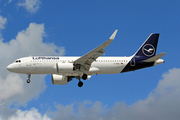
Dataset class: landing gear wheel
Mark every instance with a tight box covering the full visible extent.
[78,81,83,87]
[27,79,30,83]
[82,74,87,80]
[27,74,31,83]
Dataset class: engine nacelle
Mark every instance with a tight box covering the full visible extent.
[52,74,68,85]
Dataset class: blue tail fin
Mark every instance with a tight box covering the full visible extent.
[122,33,163,73]
[134,33,159,59]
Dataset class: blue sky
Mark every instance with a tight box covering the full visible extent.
[0,0,180,120]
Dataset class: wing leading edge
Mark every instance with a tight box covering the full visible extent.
[73,30,118,72]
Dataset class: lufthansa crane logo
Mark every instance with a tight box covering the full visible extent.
[142,44,155,57]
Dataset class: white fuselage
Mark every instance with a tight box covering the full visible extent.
[7,56,133,76]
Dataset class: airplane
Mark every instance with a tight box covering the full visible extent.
[7,30,166,87]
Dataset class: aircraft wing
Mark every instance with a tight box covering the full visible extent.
[73,30,118,71]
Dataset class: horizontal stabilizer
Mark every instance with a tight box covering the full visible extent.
[143,53,166,62]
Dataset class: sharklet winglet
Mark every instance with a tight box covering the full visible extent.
[109,29,118,40]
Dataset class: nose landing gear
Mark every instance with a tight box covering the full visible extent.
[27,74,31,83]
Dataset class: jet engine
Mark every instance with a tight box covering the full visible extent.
[52,74,68,85]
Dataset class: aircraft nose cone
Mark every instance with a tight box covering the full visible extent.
[7,64,14,72]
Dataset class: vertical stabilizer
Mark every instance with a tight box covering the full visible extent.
[134,33,159,59]
[122,33,161,73]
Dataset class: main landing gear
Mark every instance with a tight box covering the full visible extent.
[78,80,83,87]
[27,74,31,83]
[77,73,87,87]
[82,73,87,80]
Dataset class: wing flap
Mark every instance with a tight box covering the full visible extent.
[143,53,166,62]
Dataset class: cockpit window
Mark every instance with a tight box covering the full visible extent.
[15,60,21,63]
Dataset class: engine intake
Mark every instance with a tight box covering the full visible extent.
[52,74,68,85]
